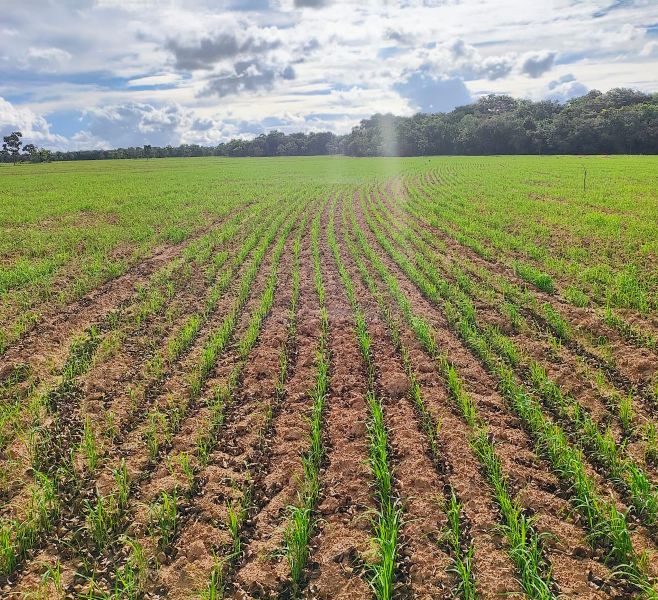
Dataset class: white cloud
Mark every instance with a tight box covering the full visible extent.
[80,103,194,147]
[0,96,66,146]
[437,39,517,81]
[127,73,182,87]
[394,72,472,112]
[545,73,588,102]
[24,47,72,72]
[74,101,262,148]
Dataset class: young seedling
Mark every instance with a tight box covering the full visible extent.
[39,559,63,597]
[644,422,658,464]
[443,491,476,600]
[225,500,242,558]
[113,459,130,511]
[201,552,226,600]
[80,416,99,473]
[284,503,313,590]
[178,451,196,494]
[618,392,635,435]
[85,492,118,549]
[148,491,178,551]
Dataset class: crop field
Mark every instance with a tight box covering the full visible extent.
[1,154,658,600]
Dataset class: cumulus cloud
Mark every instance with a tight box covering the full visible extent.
[394,71,472,112]
[602,23,644,46]
[545,73,588,102]
[74,102,244,148]
[300,37,321,53]
[78,103,185,147]
[519,50,557,78]
[393,37,558,83]
[479,55,516,80]
[450,40,515,80]
[418,38,515,81]
[0,96,65,146]
[200,58,295,96]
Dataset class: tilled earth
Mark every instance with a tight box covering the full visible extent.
[1,175,658,600]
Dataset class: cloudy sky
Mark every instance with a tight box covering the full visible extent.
[1,0,657,150]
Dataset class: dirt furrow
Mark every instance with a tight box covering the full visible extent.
[372,189,658,478]
[351,191,618,598]
[333,195,456,598]
[301,203,373,600]
[150,223,301,599]
[231,231,322,597]
[0,208,246,379]
[3,209,288,597]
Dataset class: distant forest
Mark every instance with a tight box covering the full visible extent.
[3,88,658,162]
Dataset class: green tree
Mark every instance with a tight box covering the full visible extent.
[2,131,23,165]
[23,143,38,162]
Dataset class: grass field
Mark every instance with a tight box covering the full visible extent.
[1,155,658,599]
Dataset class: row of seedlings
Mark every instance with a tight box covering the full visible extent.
[0,204,256,491]
[75,199,305,597]
[357,192,658,598]
[348,194,556,599]
[153,200,317,599]
[372,186,658,478]
[338,197,476,599]
[365,188,658,532]
[82,198,274,477]
[281,207,331,596]
[384,179,658,409]
[326,196,401,599]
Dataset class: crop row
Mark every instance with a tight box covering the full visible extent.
[355,187,658,598]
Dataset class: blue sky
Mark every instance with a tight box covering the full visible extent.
[1,0,657,150]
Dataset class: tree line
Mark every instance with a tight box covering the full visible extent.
[2,88,657,163]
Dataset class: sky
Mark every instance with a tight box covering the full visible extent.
[1,0,657,151]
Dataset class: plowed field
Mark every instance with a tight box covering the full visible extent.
[1,155,658,599]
